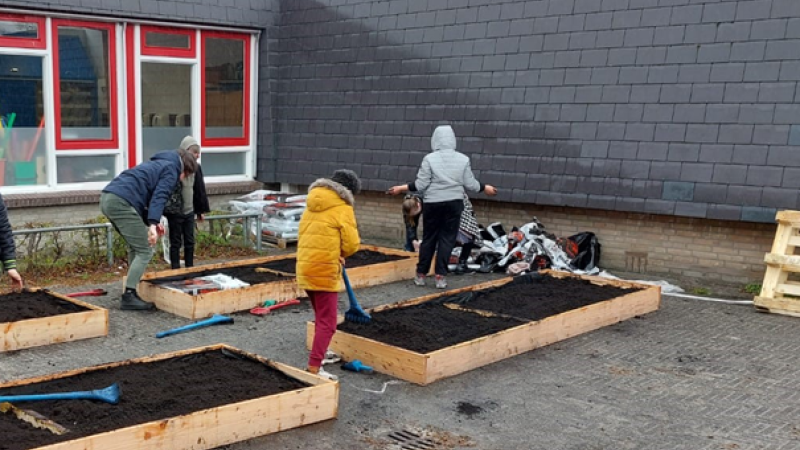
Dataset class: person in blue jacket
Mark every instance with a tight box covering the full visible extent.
[100,150,198,310]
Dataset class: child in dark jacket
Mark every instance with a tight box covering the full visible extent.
[101,150,198,310]
[401,193,422,252]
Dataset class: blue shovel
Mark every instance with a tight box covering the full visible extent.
[0,383,120,404]
[156,314,234,338]
[343,267,371,324]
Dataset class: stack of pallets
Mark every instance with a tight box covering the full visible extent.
[755,210,800,317]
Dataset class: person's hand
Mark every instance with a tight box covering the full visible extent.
[339,256,346,266]
[484,185,498,196]
[148,225,158,247]
[7,269,23,291]
[197,214,205,222]
[387,185,407,196]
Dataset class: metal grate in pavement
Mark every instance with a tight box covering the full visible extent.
[386,429,438,450]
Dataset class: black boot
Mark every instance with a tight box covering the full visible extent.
[454,262,468,275]
[121,290,155,311]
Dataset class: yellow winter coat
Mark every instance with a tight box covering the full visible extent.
[296,178,361,292]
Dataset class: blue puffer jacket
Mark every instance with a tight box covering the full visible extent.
[102,151,183,225]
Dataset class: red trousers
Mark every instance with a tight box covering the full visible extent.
[307,290,338,368]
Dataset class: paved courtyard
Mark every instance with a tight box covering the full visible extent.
[2,267,799,450]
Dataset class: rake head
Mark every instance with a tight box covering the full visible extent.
[344,306,371,324]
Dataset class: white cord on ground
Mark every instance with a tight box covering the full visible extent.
[350,380,405,394]
[663,292,753,305]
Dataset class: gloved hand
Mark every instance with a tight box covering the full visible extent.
[341,360,374,374]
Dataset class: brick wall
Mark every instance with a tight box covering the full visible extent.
[274,0,800,225]
[355,191,774,284]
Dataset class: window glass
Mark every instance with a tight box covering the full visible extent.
[57,25,111,140]
[141,62,192,161]
[0,54,48,186]
[204,37,244,139]
[0,19,38,39]
[145,31,190,49]
[200,152,245,176]
[56,154,115,183]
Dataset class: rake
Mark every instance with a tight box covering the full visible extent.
[342,267,371,324]
[0,384,120,405]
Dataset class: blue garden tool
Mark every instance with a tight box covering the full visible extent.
[156,314,234,338]
[342,267,371,324]
[0,383,120,404]
[342,360,374,374]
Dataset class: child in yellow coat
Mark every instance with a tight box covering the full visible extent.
[296,169,361,380]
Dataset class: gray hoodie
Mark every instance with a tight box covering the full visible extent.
[412,125,482,203]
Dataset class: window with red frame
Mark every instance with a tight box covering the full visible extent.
[201,32,250,147]
[140,25,195,58]
[52,20,118,150]
[0,14,46,49]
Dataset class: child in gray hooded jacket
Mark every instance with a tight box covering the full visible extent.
[388,125,496,289]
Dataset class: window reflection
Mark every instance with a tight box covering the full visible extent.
[204,37,245,139]
[141,62,192,161]
[57,25,111,140]
[0,54,48,186]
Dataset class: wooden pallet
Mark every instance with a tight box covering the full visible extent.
[261,234,297,249]
[1,289,108,352]
[138,245,417,319]
[307,270,661,385]
[754,210,800,317]
[2,344,338,450]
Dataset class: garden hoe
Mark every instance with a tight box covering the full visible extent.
[0,383,120,405]
[343,267,371,324]
[155,314,234,338]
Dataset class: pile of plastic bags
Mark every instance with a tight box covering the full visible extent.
[453,217,602,276]
[228,190,307,241]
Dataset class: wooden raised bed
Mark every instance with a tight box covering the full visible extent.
[307,271,661,385]
[1,289,107,352]
[0,344,337,450]
[138,245,416,319]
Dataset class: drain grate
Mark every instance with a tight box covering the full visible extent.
[387,429,438,450]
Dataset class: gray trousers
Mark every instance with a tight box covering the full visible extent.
[100,192,154,290]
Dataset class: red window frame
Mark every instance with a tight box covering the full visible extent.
[125,25,136,167]
[51,19,118,150]
[0,13,46,49]
[200,31,250,147]
[140,25,195,58]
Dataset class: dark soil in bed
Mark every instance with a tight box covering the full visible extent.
[0,291,91,324]
[0,348,309,450]
[149,249,408,285]
[337,274,642,353]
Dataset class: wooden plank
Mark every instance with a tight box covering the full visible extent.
[424,286,660,384]
[770,223,796,255]
[775,210,800,224]
[754,296,800,318]
[138,246,417,319]
[759,265,790,300]
[1,289,108,352]
[316,273,660,385]
[4,344,338,450]
[307,321,428,385]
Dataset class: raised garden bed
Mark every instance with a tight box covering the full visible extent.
[0,344,337,450]
[0,289,107,352]
[307,270,660,385]
[138,245,416,319]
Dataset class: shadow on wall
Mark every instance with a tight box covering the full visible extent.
[274,0,582,207]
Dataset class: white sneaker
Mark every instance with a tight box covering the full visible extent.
[414,273,426,286]
[317,367,339,381]
[322,350,341,365]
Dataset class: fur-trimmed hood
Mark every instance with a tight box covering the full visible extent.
[307,178,355,212]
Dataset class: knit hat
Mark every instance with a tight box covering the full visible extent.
[179,135,199,151]
[330,169,361,195]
